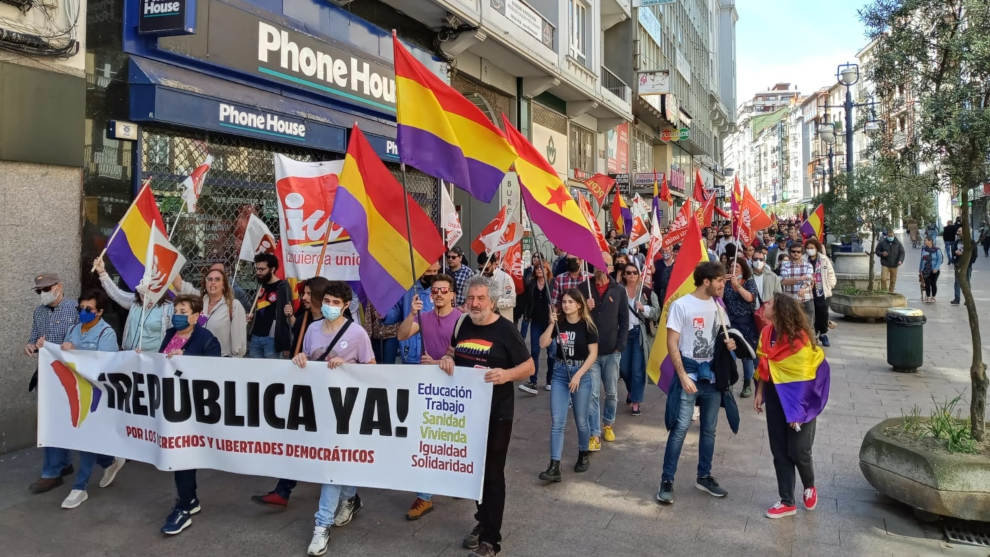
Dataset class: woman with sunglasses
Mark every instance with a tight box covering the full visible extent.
[618,263,659,416]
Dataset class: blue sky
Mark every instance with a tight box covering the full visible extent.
[735,0,870,109]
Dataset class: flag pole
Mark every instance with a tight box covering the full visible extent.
[168,199,187,241]
[92,177,153,273]
[400,163,425,354]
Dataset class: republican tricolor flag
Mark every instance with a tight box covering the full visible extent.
[800,204,826,243]
[105,180,168,290]
[757,328,831,423]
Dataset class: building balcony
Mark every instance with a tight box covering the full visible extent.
[601,65,630,105]
[601,0,631,30]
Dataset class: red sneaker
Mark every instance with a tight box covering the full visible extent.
[250,492,288,507]
[803,487,818,511]
[765,501,797,519]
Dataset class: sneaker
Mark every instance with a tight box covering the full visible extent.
[656,480,674,505]
[187,498,202,515]
[819,334,830,347]
[60,489,88,509]
[333,494,362,527]
[544,384,552,391]
[765,501,797,519]
[251,491,289,507]
[517,382,538,395]
[307,526,331,556]
[98,457,126,488]
[695,476,727,498]
[588,436,602,452]
[468,542,497,557]
[406,497,433,520]
[803,486,818,510]
[631,403,641,416]
[462,523,482,550]
[740,384,753,398]
[29,476,62,494]
[950,299,960,305]
[602,425,616,442]
[160,507,192,535]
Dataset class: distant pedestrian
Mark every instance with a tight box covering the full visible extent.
[803,238,836,346]
[778,244,814,320]
[875,231,905,292]
[950,229,974,305]
[918,238,943,303]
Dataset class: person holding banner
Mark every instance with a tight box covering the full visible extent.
[36,289,126,508]
[537,288,598,481]
[94,257,179,351]
[191,267,248,357]
[158,295,221,535]
[438,276,534,557]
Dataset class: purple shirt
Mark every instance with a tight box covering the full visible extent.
[302,320,374,364]
[420,308,463,360]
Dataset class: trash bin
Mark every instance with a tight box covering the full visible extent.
[886,308,926,372]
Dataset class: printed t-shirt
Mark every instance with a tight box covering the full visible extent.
[251,281,282,337]
[421,308,463,360]
[302,320,374,364]
[555,318,599,362]
[667,293,723,365]
[452,315,530,421]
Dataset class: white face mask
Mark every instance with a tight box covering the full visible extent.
[753,260,765,270]
[39,290,57,306]
[806,248,817,257]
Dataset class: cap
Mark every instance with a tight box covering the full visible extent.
[34,273,60,289]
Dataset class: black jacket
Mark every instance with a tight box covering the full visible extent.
[160,324,222,357]
[524,279,552,324]
[588,278,629,354]
[876,237,905,268]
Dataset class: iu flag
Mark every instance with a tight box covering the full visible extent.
[628,213,650,249]
[501,241,525,293]
[472,206,509,255]
[238,213,278,262]
[137,221,186,308]
[179,155,214,213]
[440,182,463,248]
[489,221,523,256]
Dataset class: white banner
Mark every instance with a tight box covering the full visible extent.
[38,346,493,501]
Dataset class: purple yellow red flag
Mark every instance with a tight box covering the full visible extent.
[800,204,826,242]
[393,34,516,203]
[647,215,709,389]
[105,180,168,290]
[757,327,831,423]
[333,125,445,314]
[611,188,632,236]
[500,114,607,270]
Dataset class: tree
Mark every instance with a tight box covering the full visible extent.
[861,0,990,440]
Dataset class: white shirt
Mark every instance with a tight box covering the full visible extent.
[667,293,725,373]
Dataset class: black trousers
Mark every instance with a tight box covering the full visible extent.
[475,418,513,552]
[174,470,198,510]
[764,381,816,506]
[924,271,939,297]
[812,295,829,336]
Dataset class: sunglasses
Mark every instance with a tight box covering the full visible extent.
[625,270,640,275]
[445,253,459,259]
[790,250,803,255]
[34,285,54,294]
[430,286,451,295]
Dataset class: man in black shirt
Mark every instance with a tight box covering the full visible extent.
[247,253,293,358]
[439,276,534,557]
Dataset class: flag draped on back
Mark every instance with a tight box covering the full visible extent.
[500,114,607,270]
[647,216,709,389]
[333,125,445,314]
[393,35,516,203]
[757,328,831,423]
[800,204,826,242]
[105,181,168,290]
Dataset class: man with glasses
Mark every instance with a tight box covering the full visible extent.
[396,274,463,520]
[444,246,474,306]
[779,244,815,319]
[25,272,78,493]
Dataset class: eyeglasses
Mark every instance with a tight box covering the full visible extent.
[624,270,640,275]
[430,286,451,295]
[445,253,459,259]
[34,285,53,294]
[205,276,223,282]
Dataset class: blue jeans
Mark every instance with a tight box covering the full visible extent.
[742,358,755,384]
[73,452,114,490]
[315,484,358,527]
[248,335,277,358]
[528,320,553,384]
[588,351,621,437]
[42,447,70,478]
[619,327,645,403]
[661,380,721,482]
[954,264,973,301]
[520,318,530,339]
[550,362,592,460]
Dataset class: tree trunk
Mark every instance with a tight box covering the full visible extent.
[867,225,877,293]
[959,186,988,441]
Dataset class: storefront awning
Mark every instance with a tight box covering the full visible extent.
[127,56,399,160]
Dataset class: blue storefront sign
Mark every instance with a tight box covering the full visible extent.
[138,0,196,36]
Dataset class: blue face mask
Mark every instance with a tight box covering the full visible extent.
[78,309,97,324]
[171,314,190,329]
[321,304,342,321]
[887,236,895,242]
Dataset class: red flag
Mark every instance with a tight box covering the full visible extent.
[577,192,610,253]
[660,172,673,205]
[180,154,214,212]
[584,173,616,206]
[692,170,706,203]
[662,199,694,249]
[472,206,509,254]
[695,193,718,228]
[501,241,524,293]
[741,185,772,232]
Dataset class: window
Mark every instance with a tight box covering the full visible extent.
[569,124,595,174]
[568,0,588,62]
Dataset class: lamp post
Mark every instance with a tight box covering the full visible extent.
[837,62,859,174]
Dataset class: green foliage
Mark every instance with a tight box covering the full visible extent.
[925,395,977,454]
[901,404,924,435]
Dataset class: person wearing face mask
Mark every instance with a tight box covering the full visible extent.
[384,261,441,364]
[475,252,517,323]
[586,253,629,448]
[918,237,943,303]
[39,289,126,509]
[612,253,630,282]
[803,238,837,346]
[290,277,330,356]
[25,272,79,494]
[876,230,905,293]
[751,247,783,306]
[246,253,293,358]
[552,256,592,308]
[94,256,178,351]
[722,257,759,397]
[157,295,221,536]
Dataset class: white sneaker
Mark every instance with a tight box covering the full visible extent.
[98,457,126,488]
[517,382,538,395]
[61,489,88,509]
[544,384,552,391]
[307,526,330,556]
[333,494,361,526]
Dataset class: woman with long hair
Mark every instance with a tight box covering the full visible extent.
[199,267,248,357]
[289,277,330,356]
[754,293,829,519]
[802,238,837,346]
[618,262,659,415]
[519,260,554,394]
[537,288,598,481]
[722,256,759,397]
[918,237,943,303]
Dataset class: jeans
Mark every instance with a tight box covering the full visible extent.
[765,381,816,506]
[661,380,721,482]
[42,446,71,478]
[273,478,296,499]
[528,320,553,384]
[73,452,114,490]
[742,358,755,385]
[619,327,646,403]
[588,352,621,436]
[475,419,513,553]
[248,335,277,358]
[549,362,592,460]
[520,318,530,340]
[372,337,399,365]
[315,484,358,527]
[954,264,973,301]
[174,470,198,510]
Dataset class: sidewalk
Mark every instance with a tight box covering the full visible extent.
[0,235,986,556]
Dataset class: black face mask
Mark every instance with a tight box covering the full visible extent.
[420,275,435,288]
[567,260,580,273]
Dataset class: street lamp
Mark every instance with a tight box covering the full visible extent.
[818,122,836,145]
[836,62,860,174]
